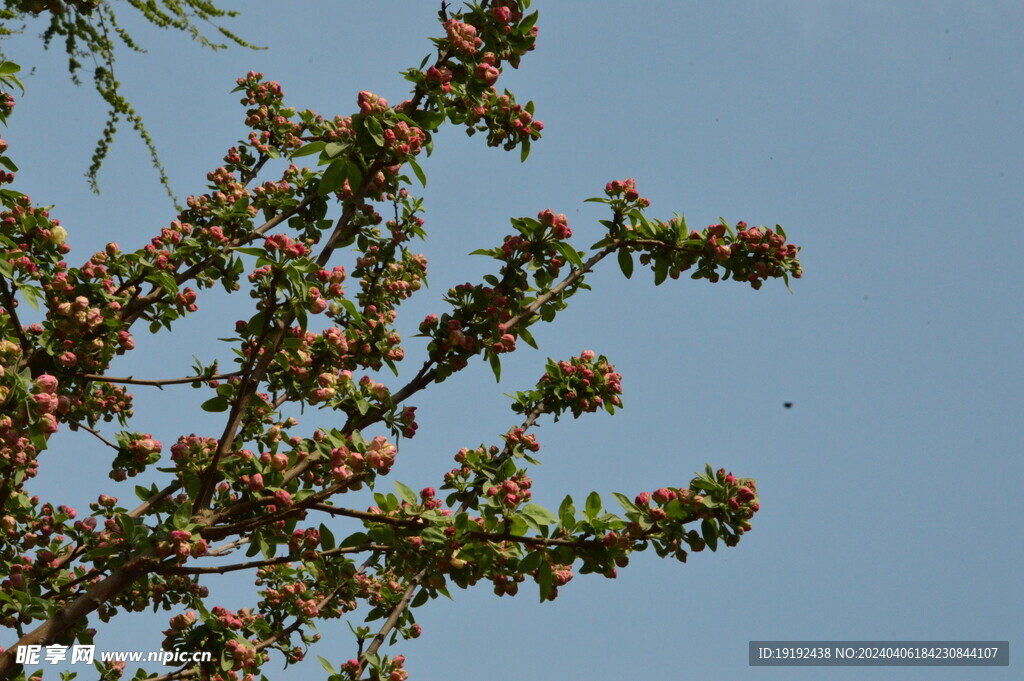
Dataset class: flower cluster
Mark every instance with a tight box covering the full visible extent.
[512,351,624,420]
[443,19,483,55]
[237,70,304,151]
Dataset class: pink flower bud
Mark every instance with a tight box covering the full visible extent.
[34,374,59,393]
[736,486,756,503]
[652,487,677,504]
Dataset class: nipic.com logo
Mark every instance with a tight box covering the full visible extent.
[14,645,211,666]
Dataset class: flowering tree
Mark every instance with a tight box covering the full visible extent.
[0,2,803,680]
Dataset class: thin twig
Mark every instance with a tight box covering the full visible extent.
[67,420,120,451]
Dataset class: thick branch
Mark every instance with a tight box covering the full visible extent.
[0,276,30,353]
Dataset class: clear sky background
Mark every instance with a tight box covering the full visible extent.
[4,1,1022,679]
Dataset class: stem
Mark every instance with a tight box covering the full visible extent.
[67,420,120,451]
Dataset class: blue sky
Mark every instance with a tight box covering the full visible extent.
[4,1,1021,679]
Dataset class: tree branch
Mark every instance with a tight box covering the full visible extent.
[157,542,388,575]
[0,275,30,354]
[80,371,241,388]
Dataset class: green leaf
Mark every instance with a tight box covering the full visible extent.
[612,492,639,514]
[318,523,336,551]
[0,156,17,172]
[518,551,542,573]
[172,502,191,530]
[617,247,634,279]
[341,531,369,547]
[319,159,350,195]
[509,515,529,537]
[318,657,336,675]
[521,503,558,528]
[653,257,669,286]
[489,353,501,382]
[558,495,576,529]
[118,514,136,541]
[291,141,325,158]
[365,116,385,147]
[200,396,229,413]
[394,480,418,505]
[407,156,427,187]
[519,511,542,533]
[18,283,41,310]
[411,587,429,608]
[585,491,602,520]
[556,241,584,268]
[320,142,346,159]
[520,138,531,162]
[701,518,719,552]
[537,560,553,602]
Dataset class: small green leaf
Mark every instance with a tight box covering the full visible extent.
[556,241,584,268]
[318,657,336,675]
[617,247,634,279]
[365,116,385,147]
[172,502,191,530]
[521,503,558,527]
[291,141,325,158]
[585,491,602,520]
[653,257,669,286]
[518,551,542,573]
[558,495,576,529]
[520,138,531,162]
[407,157,427,187]
[489,353,502,382]
[319,159,350,195]
[341,531,369,547]
[200,396,229,413]
[18,283,41,310]
[411,588,429,608]
[394,481,418,505]
[319,523,336,551]
[701,518,719,552]
[612,492,639,514]
[537,560,553,602]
